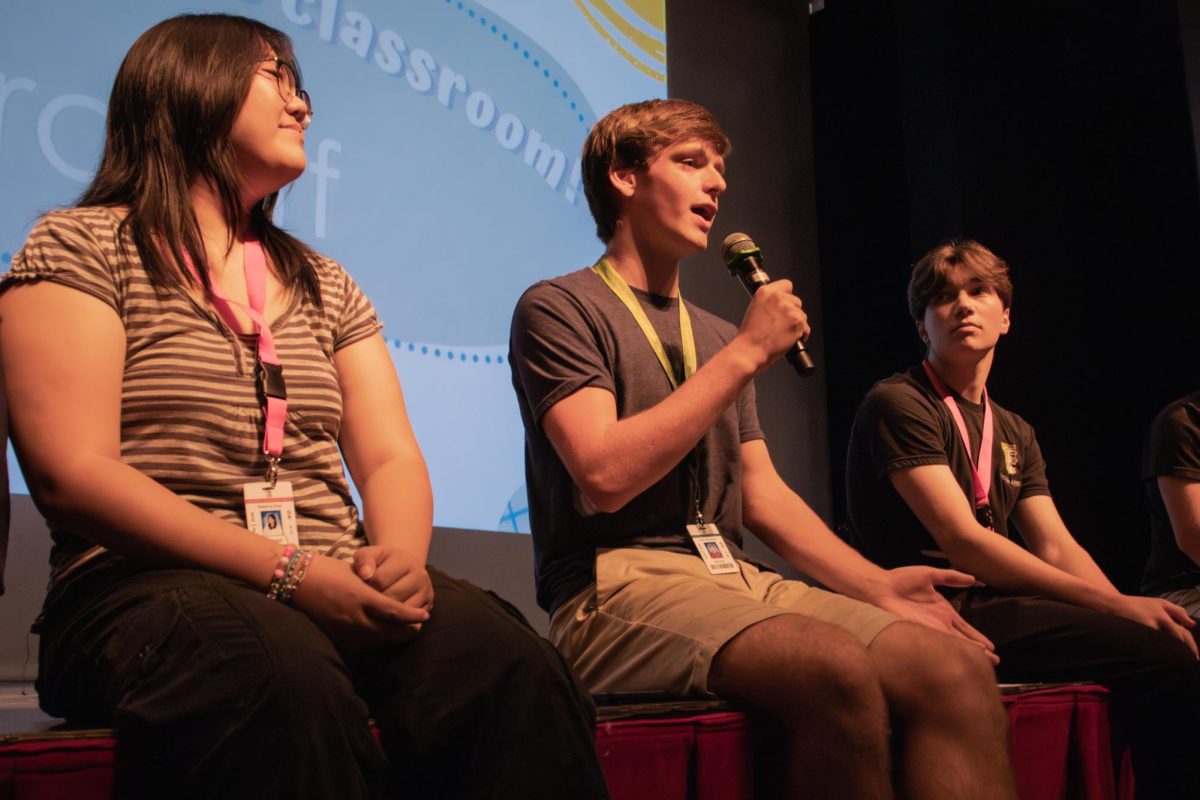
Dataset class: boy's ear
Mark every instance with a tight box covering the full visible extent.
[999,306,1011,335]
[609,165,638,199]
[915,320,929,344]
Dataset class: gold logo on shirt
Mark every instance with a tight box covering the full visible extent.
[1000,442,1020,476]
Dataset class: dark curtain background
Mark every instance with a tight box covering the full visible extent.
[669,1,826,570]
[813,0,1200,590]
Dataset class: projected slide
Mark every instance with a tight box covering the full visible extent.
[0,0,666,532]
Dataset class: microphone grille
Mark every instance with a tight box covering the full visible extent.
[721,232,757,263]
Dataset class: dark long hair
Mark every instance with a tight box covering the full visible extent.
[79,13,321,306]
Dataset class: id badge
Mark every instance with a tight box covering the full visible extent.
[244,481,299,546]
[686,524,739,575]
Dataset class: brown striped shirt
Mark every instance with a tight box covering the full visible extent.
[4,207,382,582]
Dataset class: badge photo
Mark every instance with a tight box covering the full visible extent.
[686,524,739,575]
[244,481,300,546]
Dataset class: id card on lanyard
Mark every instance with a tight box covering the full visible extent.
[591,258,738,575]
[921,359,996,530]
[184,236,299,546]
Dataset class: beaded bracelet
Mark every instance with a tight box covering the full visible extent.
[266,545,302,602]
[276,550,314,604]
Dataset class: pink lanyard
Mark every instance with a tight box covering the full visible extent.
[922,359,992,522]
[183,237,287,484]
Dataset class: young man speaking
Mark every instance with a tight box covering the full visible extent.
[844,239,1200,798]
[509,99,1016,799]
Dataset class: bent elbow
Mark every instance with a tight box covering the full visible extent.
[1031,543,1064,566]
[584,493,626,515]
[22,455,106,524]
[576,468,634,515]
[26,471,77,524]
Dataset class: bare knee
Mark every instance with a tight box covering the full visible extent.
[931,638,996,700]
[873,624,1001,720]
[799,640,885,718]
[710,616,888,731]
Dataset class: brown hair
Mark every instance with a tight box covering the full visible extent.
[582,98,730,243]
[79,13,321,306]
[908,240,1013,321]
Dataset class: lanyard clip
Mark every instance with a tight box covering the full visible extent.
[256,360,287,403]
[975,504,994,530]
[264,456,280,488]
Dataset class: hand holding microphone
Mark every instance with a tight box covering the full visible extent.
[721,233,816,376]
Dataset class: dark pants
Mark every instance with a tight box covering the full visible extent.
[958,590,1200,800]
[35,561,610,800]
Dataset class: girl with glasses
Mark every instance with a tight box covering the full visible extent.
[0,13,608,799]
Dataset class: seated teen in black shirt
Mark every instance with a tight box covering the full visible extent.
[1142,392,1200,623]
[845,239,1200,800]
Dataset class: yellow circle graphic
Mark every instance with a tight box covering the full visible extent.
[575,0,666,83]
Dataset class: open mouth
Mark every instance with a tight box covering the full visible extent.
[691,204,717,222]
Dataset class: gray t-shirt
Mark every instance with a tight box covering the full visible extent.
[509,267,764,614]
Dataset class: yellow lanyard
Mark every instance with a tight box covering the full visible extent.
[591,257,697,387]
[592,257,706,525]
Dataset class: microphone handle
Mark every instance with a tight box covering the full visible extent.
[733,260,816,376]
[785,340,817,376]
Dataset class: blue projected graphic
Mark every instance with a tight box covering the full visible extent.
[498,484,530,534]
[0,0,666,533]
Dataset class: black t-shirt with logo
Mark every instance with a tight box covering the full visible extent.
[844,365,1051,571]
[1141,391,1200,595]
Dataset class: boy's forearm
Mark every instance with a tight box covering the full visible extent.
[556,338,761,512]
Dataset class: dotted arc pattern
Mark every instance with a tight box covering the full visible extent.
[444,0,592,126]
[393,337,507,366]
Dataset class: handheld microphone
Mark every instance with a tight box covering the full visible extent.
[721,232,816,376]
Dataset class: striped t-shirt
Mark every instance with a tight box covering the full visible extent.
[5,207,383,582]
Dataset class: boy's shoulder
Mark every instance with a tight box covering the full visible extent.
[515,267,604,309]
[860,369,937,416]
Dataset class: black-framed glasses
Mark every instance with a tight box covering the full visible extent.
[258,57,313,128]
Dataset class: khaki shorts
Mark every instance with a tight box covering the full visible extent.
[549,547,899,697]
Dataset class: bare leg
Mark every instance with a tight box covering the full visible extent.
[708,614,894,800]
[867,622,1016,800]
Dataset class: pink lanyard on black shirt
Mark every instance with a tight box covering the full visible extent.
[183,237,287,485]
[921,359,994,528]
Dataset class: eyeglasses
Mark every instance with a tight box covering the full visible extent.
[257,57,313,129]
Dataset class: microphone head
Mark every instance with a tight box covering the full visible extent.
[721,232,759,265]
